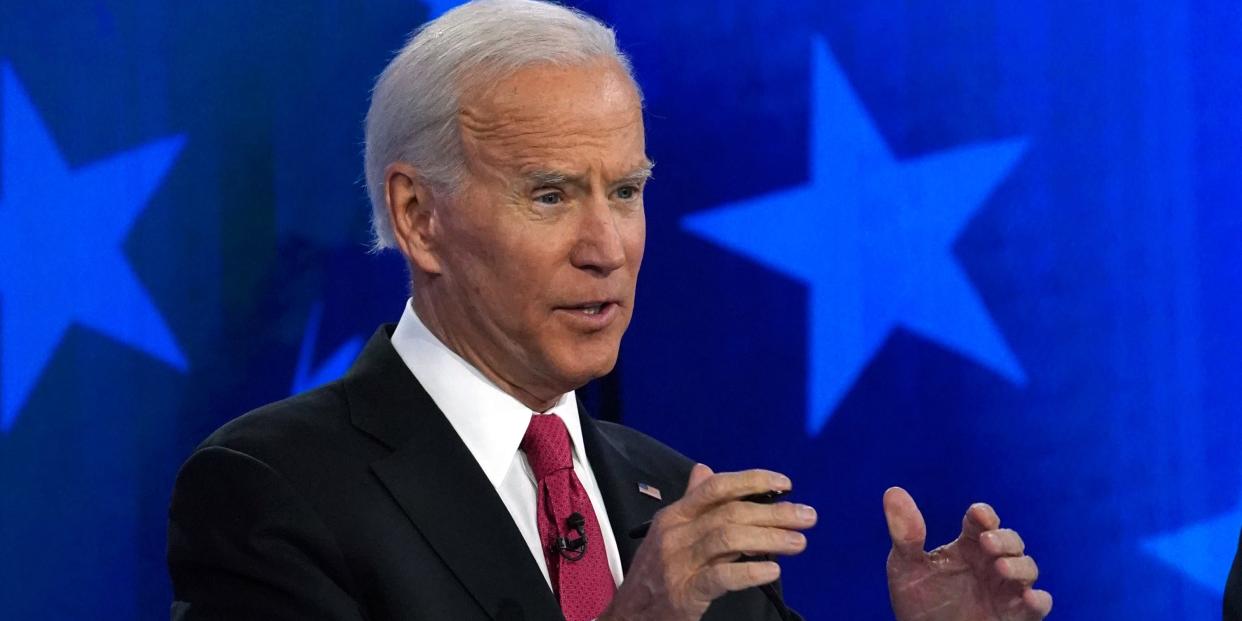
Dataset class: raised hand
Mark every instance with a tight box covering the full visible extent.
[884,487,1052,621]
[600,464,817,621]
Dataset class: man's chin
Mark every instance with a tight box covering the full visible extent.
[553,350,620,390]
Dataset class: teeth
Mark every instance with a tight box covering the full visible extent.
[582,304,603,315]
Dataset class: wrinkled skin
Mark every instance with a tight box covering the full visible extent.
[601,465,817,621]
[885,487,1053,621]
[386,58,648,412]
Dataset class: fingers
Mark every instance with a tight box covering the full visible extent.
[1024,588,1053,617]
[980,528,1025,557]
[1002,587,1053,620]
[691,523,808,563]
[609,467,803,620]
[987,532,1048,619]
[703,498,818,530]
[961,502,1000,541]
[883,487,927,560]
[994,555,1039,585]
[984,523,1049,619]
[675,469,792,518]
[685,463,714,494]
[884,494,1051,621]
[690,561,780,601]
[977,517,1044,601]
[679,496,816,564]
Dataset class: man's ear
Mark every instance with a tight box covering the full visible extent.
[385,162,442,274]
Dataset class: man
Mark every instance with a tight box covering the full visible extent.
[167,1,1053,619]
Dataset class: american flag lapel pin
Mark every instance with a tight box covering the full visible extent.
[637,482,662,500]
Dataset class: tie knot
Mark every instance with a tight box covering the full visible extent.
[521,414,574,481]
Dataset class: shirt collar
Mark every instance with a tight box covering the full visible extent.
[389,299,585,487]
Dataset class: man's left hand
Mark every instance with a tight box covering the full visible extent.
[883,487,1052,621]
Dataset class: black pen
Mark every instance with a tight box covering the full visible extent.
[627,489,789,539]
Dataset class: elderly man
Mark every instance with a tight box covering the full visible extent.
[167,1,1052,620]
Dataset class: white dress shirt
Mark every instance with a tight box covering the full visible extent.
[389,299,625,589]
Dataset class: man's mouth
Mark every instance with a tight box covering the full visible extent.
[556,301,621,326]
[563,301,613,314]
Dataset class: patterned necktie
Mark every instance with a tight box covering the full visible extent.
[520,414,616,621]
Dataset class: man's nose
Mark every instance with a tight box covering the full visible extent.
[569,197,627,274]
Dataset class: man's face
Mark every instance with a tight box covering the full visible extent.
[422,58,648,405]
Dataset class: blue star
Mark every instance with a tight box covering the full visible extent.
[290,302,363,395]
[682,38,1028,436]
[0,63,187,431]
[1143,502,1242,594]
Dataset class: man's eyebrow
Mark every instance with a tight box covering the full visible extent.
[522,159,655,187]
[525,169,574,186]
[616,160,655,185]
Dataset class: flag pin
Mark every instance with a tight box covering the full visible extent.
[637,482,662,500]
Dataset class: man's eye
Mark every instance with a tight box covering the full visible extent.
[534,192,563,205]
[616,186,640,200]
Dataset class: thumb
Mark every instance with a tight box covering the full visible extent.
[883,486,927,561]
[685,463,714,494]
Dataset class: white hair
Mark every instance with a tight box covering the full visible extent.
[363,0,637,251]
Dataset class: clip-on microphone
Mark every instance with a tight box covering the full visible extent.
[553,512,588,561]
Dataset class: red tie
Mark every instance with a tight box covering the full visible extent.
[521,414,616,621]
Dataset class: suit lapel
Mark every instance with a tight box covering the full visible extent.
[579,409,677,571]
[581,417,785,621]
[346,327,562,621]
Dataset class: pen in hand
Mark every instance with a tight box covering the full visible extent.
[627,489,790,539]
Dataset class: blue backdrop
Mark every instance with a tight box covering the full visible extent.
[1,1,1238,619]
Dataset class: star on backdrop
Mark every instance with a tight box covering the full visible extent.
[290,301,364,395]
[1143,498,1242,594]
[682,37,1029,436]
[0,63,187,431]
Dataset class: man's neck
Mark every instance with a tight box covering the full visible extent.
[411,295,562,412]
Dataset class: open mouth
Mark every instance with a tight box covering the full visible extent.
[556,301,620,324]
[577,303,606,316]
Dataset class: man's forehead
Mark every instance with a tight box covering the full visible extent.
[459,59,642,127]
[460,115,646,174]
[457,60,646,181]
[459,103,644,143]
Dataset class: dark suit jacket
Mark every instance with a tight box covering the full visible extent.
[1227,527,1242,620]
[168,326,799,620]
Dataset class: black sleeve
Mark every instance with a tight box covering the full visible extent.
[760,576,804,621]
[771,579,805,621]
[1226,526,1242,621]
[167,445,367,621]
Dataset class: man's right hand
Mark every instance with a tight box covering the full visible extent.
[599,464,817,621]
